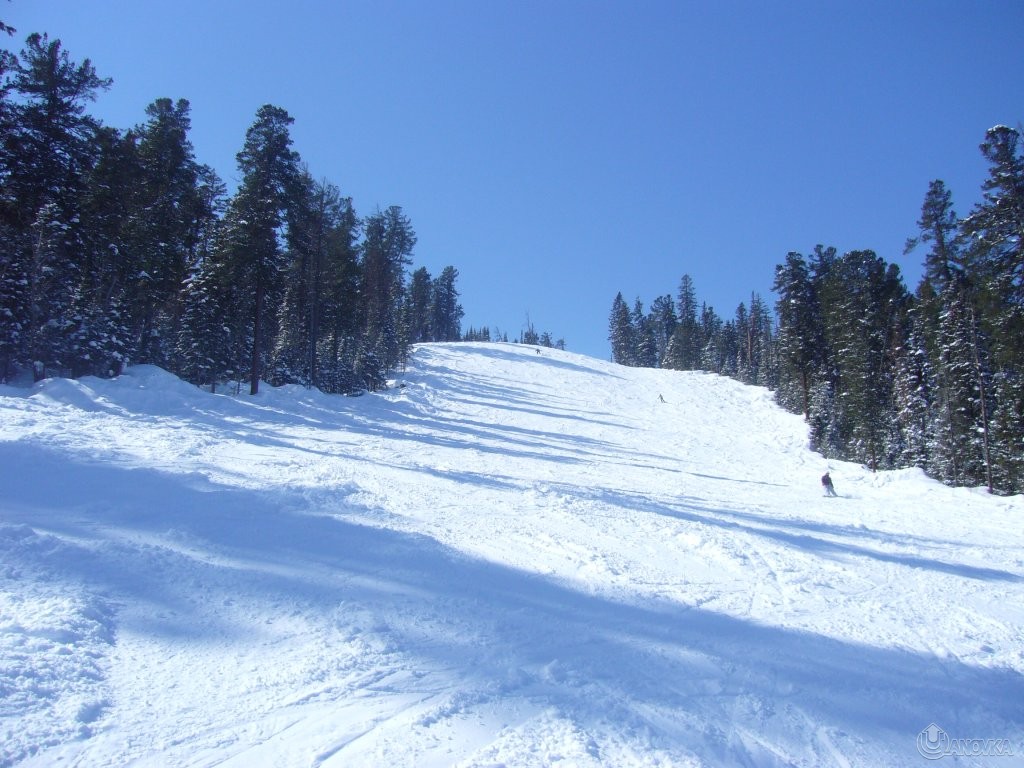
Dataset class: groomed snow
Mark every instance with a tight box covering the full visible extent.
[1,342,1022,767]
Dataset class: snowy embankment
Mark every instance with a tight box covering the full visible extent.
[1,342,1022,767]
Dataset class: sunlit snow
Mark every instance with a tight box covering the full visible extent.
[2,343,1022,766]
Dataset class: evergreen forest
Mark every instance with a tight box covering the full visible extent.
[0,32,467,396]
[610,125,1024,495]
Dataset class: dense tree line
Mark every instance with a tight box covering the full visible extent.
[0,32,465,394]
[462,321,563,349]
[609,278,775,388]
[611,125,1024,495]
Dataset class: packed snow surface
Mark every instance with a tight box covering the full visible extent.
[1,342,1022,767]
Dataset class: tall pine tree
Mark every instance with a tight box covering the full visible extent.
[608,292,633,365]
[224,104,301,395]
[430,266,463,343]
[359,206,415,388]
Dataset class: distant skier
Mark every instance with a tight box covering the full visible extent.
[658,394,667,403]
[821,472,838,497]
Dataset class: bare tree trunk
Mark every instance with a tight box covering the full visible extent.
[250,283,262,396]
[968,303,993,493]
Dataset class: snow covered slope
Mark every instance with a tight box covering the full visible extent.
[1,342,1022,767]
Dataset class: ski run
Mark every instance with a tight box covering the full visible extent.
[1,342,1022,767]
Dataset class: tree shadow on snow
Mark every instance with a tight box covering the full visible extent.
[625,488,1024,584]
[2,443,1022,765]
[413,343,626,379]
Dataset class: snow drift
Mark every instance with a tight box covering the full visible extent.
[1,342,1022,766]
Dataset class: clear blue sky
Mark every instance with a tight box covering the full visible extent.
[6,0,1023,359]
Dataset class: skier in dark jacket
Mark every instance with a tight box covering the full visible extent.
[821,472,837,497]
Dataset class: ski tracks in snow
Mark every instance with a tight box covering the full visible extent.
[2,345,1024,766]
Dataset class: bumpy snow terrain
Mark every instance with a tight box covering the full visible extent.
[1,342,1022,767]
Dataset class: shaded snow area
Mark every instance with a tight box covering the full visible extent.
[1,343,1022,767]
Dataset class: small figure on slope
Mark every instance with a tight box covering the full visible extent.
[821,471,838,497]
